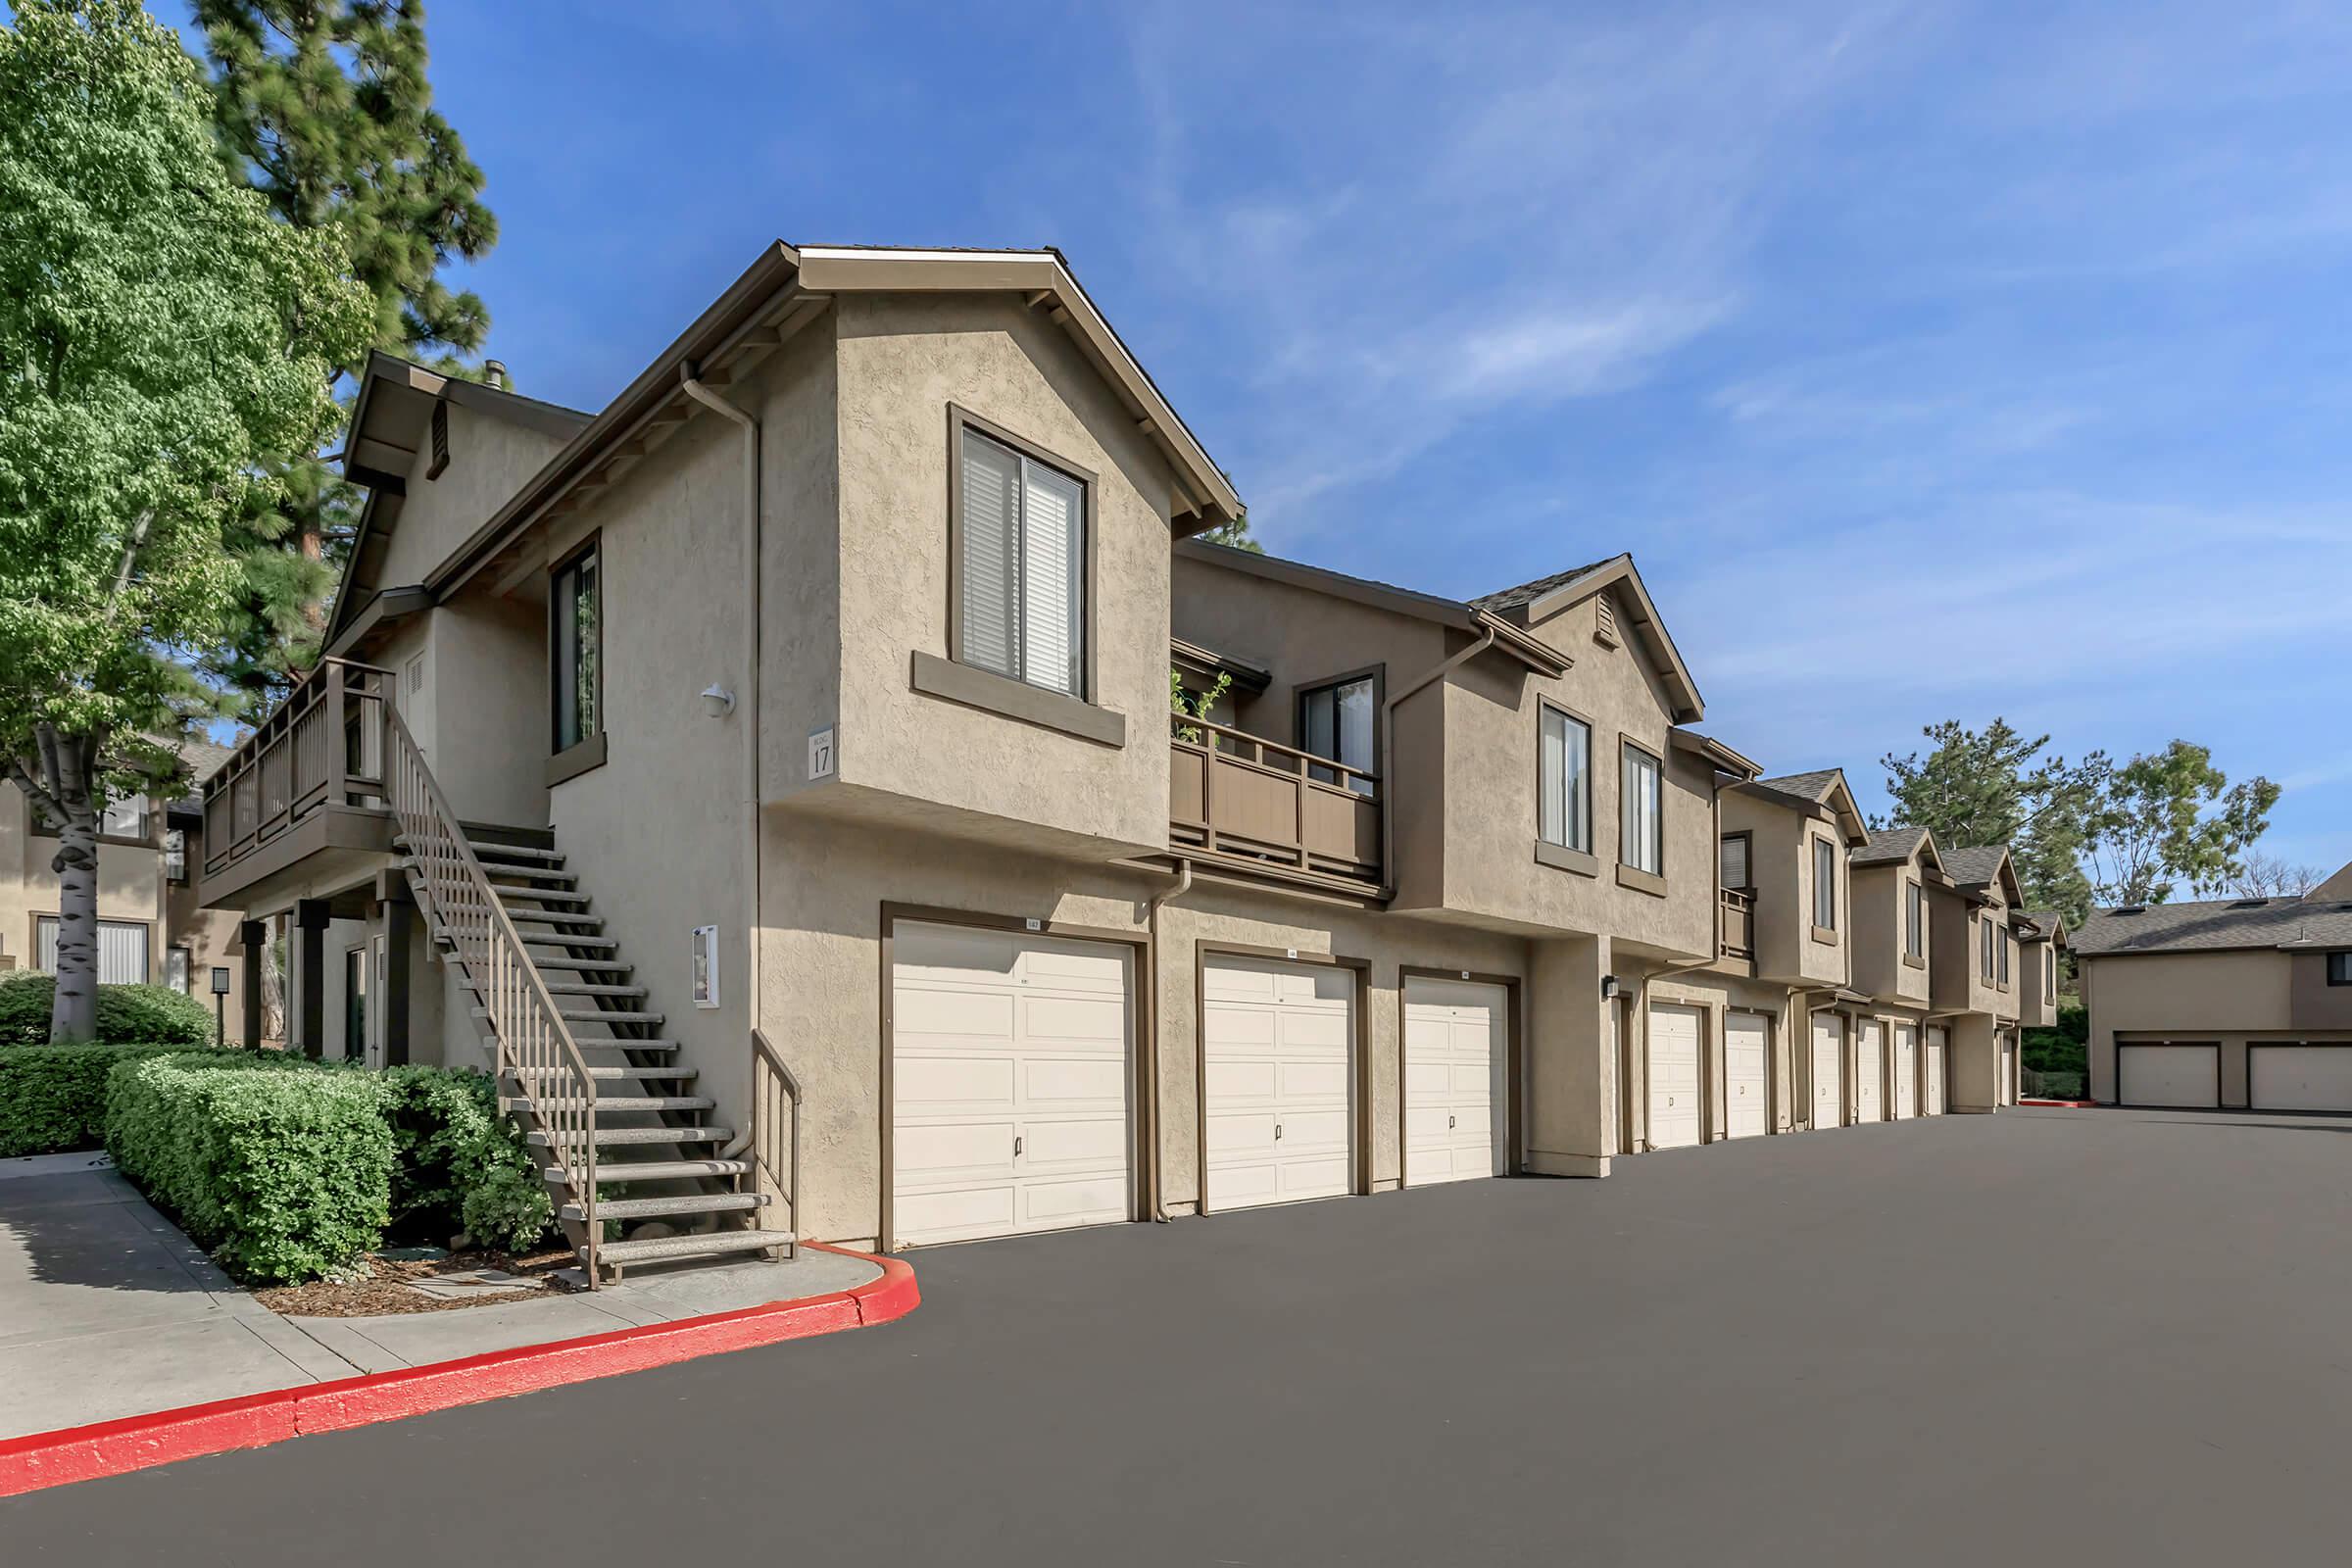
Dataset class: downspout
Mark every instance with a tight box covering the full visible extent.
[1144,858,1192,1221]
[1380,624,1496,901]
[681,372,764,1115]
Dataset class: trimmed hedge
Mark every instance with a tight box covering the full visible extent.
[0,1042,216,1157]
[0,970,214,1047]
[107,1053,394,1284]
[382,1066,552,1252]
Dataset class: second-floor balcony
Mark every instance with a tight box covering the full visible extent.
[1720,886,1755,960]
[1168,713,1382,896]
[199,657,396,906]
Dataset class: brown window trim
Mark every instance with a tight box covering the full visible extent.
[1809,924,1839,947]
[545,731,609,787]
[1901,952,1928,971]
[910,651,1125,748]
[549,530,604,760]
[1294,662,1385,790]
[1537,699,1597,860]
[2326,952,2352,986]
[946,404,1100,703]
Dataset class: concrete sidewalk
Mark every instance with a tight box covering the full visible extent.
[0,1151,875,1442]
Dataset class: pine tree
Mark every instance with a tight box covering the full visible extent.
[192,0,496,705]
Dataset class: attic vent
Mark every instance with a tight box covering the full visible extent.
[1593,593,1621,649]
[2229,898,2270,908]
[2114,905,2146,915]
[426,399,450,480]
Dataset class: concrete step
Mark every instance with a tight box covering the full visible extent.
[527,956,633,973]
[563,1192,769,1223]
[545,1157,749,1185]
[504,910,604,931]
[590,1230,791,1269]
[534,1093,711,1114]
[505,1065,696,1087]
[538,981,649,999]
[528,1124,734,1148]
[475,1004,665,1026]
[465,841,565,865]
[496,888,592,907]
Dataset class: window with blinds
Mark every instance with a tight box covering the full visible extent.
[957,426,1086,698]
[37,917,150,985]
[1718,834,1749,890]
[1620,743,1662,875]
[1905,880,1924,957]
[1540,706,1592,852]
[552,543,601,752]
[1812,837,1838,929]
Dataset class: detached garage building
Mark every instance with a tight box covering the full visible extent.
[2079,866,2352,1112]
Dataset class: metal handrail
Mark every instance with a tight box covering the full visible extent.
[379,704,601,1282]
[749,1028,801,1259]
[1170,710,1379,797]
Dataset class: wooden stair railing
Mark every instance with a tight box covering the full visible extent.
[380,706,602,1282]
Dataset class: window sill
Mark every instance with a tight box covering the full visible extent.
[910,652,1126,748]
[1810,924,1838,946]
[1535,841,1598,877]
[546,732,608,787]
[1615,863,1667,898]
[1901,953,1927,970]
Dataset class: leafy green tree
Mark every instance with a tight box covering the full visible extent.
[0,0,370,1041]
[1196,507,1263,553]
[1875,718,2104,925]
[191,0,497,703]
[2086,741,2278,906]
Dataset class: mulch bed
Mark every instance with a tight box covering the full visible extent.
[252,1246,581,1318]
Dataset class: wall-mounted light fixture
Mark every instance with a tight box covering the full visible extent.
[1600,974,1621,1001]
[700,683,735,718]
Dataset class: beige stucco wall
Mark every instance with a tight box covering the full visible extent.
[821,292,1182,857]
[1722,792,1846,986]
[0,791,168,980]
[1436,595,1715,957]
[2286,951,2352,1032]
[2082,949,2296,1102]
[1931,885,2017,1019]
[1850,860,1933,1007]
[373,401,571,591]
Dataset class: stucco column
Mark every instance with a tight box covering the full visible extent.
[1948,1014,2000,1111]
[1523,933,1614,1177]
[236,919,266,1051]
[293,900,330,1059]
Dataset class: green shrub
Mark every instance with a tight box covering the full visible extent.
[381,1065,552,1251]
[0,971,214,1047]
[0,1042,215,1156]
[106,1053,392,1284]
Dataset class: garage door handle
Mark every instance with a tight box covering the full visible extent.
[1012,1135,1023,1157]
[1448,1115,1456,1129]
[1274,1124,1283,1141]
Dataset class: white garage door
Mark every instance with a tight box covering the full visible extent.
[2001,1038,2019,1105]
[1404,977,1507,1185]
[1810,1013,1844,1130]
[1855,1020,1886,1123]
[1647,1004,1703,1151]
[890,922,1132,1249]
[2117,1044,2220,1109]
[1725,1013,1770,1140]
[1204,956,1355,1210]
[1892,1024,1918,1120]
[2249,1044,2352,1113]
[1924,1027,1947,1115]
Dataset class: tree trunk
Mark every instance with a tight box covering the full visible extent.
[261,918,286,1044]
[42,730,102,1044]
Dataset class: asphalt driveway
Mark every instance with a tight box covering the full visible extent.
[10,1105,2352,1565]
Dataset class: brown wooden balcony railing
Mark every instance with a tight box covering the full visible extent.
[1169,712,1381,889]
[201,657,393,878]
[1720,886,1755,960]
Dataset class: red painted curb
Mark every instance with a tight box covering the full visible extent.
[0,1242,916,1498]
[2018,1098,2099,1108]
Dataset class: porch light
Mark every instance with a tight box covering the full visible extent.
[1601,974,1621,1001]
[700,683,736,718]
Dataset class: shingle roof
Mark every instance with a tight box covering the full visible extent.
[1752,769,1844,805]
[1853,825,1931,866]
[1941,846,2011,888]
[1469,557,1621,613]
[2076,896,2352,956]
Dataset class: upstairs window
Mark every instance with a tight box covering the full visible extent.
[1998,931,2011,986]
[1299,674,1377,794]
[1718,833,1750,891]
[1620,743,1663,876]
[551,541,602,754]
[1981,916,1994,979]
[2328,953,2351,986]
[164,828,188,885]
[1812,838,1837,929]
[1905,881,1925,958]
[1540,706,1592,853]
[956,422,1087,699]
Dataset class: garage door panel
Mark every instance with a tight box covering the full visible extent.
[1279,1058,1350,1100]
[894,1184,1018,1245]
[1205,1002,1277,1048]
[1405,980,1509,1186]
[1206,1108,1277,1152]
[1019,945,1129,991]
[895,1119,1018,1183]
[1021,1055,1128,1106]
[1811,1017,1843,1128]
[1647,1004,1702,1152]
[2118,1044,2220,1108]
[2249,1045,2352,1112]
[893,988,1018,1038]
[1203,956,1355,1211]
[1018,1175,1129,1226]
[1205,1057,1278,1102]
[1725,1015,1768,1140]
[1282,1106,1351,1149]
[895,1054,1017,1111]
[1892,1026,1918,1120]
[1023,995,1127,1042]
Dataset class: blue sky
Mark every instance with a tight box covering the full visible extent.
[185,1,2352,876]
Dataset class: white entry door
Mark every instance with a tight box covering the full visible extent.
[1724,1013,1769,1139]
[890,922,1132,1249]
[1647,1004,1703,1151]
[1854,1020,1886,1123]
[1203,956,1355,1210]
[1404,977,1507,1185]
[1810,1013,1844,1130]
[2249,1044,2352,1113]
[1925,1027,1948,1115]
[1892,1024,1918,1120]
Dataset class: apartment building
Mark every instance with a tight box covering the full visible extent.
[2,742,244,1042]
[194,241,2041,1281]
